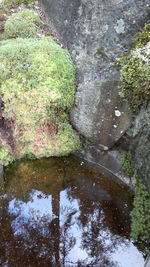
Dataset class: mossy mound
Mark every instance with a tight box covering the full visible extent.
[3,9,41,39]
[0,37,80,164]
[119,25,150,113]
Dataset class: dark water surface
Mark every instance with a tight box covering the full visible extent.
[0,156,144,267]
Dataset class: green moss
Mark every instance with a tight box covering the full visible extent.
[132,23,150,49]
[0,37,76,109]
[118,24,150,113]
[0,37,80,163]
[120,54,150,113]
[130,179,150,251]
[121,152,134,177]
[3,9,41,39]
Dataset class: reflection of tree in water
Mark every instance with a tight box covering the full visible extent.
[0,197,56,266]
[78,209,121,267]
[0,193,78,266]
[67,189,129,267]
[60,206,76,266]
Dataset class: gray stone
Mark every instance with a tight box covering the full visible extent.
[40,0,150,148]
[130,103,150,192]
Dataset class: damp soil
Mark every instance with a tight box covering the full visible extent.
[0,155,145,267]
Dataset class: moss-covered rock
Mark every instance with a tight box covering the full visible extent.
[0,37,80,164]
[119,27,150,113]
[4,9,41,39]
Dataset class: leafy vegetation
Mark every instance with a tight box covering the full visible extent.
[130,179,150,253]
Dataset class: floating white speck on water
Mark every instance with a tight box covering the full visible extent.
[115,110,121,117]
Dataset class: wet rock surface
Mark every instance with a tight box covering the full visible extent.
[75,145,136,190]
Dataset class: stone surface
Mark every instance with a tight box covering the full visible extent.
[40,0,150,149]
[75,145,136,190]
[130,103,150,192]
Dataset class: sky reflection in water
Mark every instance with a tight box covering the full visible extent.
[0,156,145,266]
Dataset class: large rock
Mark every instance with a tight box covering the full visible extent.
[40,0,150,149]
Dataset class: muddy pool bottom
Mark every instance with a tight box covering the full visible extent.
[0,155,145,267]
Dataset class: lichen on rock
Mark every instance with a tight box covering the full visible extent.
[0,7,80,166]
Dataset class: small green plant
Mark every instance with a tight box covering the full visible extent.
[4,9,41,39]
[121,152,134,177]
[130,179,150,248]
